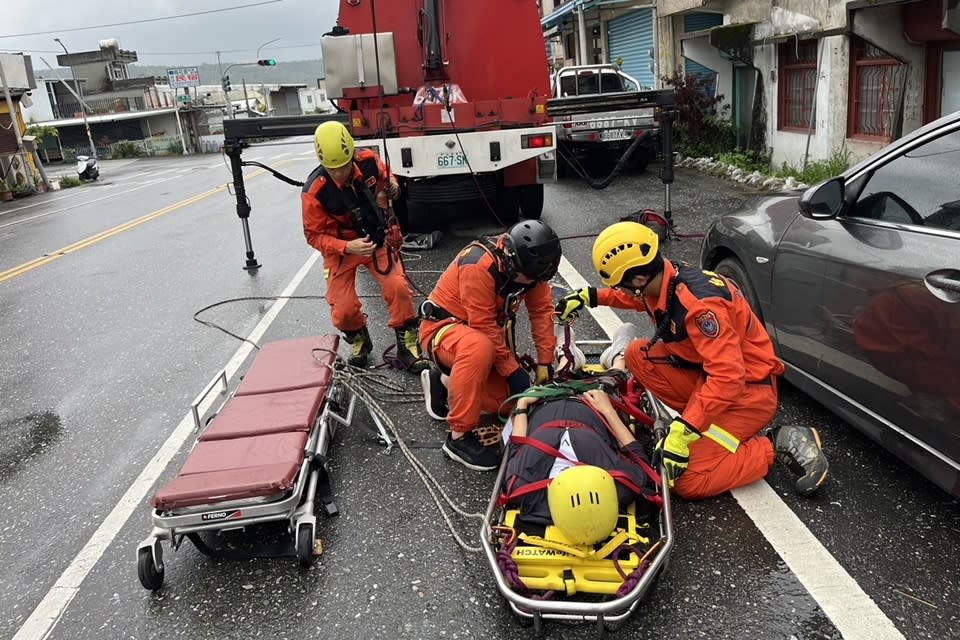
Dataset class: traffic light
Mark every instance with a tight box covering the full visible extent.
[257,59,277,66]
[222,75,231,92]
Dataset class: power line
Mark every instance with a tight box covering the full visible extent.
[2,43,321,58]
[0,0,284,39]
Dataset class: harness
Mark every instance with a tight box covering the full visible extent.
[419,239,535,369]
[315,155,402,275]
[497,396,662,508]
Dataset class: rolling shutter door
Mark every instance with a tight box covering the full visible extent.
[683,12,723,34]
[607,9,655,89]
[0,113,17,155]
[683,58,718,97]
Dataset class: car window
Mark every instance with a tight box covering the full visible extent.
[559,76,576,96]
[578,73,598,94]
[600,73,624,93]
[849,128,960,231]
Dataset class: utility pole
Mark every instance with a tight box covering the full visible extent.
[217,50,228,112]
[54,38,97,159]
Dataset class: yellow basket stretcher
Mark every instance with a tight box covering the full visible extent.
[480,386,674,635]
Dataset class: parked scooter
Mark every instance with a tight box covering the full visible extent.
[76,155,99,181]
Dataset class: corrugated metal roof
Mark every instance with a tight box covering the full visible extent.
[38,108,178,128]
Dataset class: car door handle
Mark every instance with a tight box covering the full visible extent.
[925,273,960,294]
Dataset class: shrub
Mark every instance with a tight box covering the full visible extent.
[661,71,735,157]
[114,140,144,158]
[59,175,82,189]
[774,146,852,185]
[716,148,772,174]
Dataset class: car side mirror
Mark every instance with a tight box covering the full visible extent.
[799,177,845,219]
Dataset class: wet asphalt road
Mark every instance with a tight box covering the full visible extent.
[0,147,958,640]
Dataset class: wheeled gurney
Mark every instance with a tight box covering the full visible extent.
[137,334,388,590]
[480,378,674,635]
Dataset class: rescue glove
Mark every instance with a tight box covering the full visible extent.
[554,288,597,322]
[507,367,531,396]
[654,418,701,488]
[534,364,554,386]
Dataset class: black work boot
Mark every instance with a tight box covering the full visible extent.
[394,321,430,374]
[773,425,830,497]
[343,326,373,367]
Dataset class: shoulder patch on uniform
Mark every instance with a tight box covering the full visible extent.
[364,175,377,188]
[694,310,720,338]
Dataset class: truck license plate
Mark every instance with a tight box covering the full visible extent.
[437,152,467,168]
[600,129,630,141]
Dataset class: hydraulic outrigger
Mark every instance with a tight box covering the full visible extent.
[221,90,676,272]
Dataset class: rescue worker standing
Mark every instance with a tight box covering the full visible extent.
[419,220,562,471]
[554,221,830,499]
[302,121,428,372]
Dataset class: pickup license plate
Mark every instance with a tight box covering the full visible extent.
[437,152,467,168]
[600,129,631,141]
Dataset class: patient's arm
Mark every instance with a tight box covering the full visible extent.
[509,395,537,437]
[581,389,637,448]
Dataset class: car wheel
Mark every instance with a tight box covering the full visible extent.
[714,257,763,323]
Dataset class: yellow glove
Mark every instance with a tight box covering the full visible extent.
[534,364,554,385]
[554,288,597,321]
[654,419,701,488]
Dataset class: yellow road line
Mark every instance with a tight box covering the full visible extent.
[0,164,284,284]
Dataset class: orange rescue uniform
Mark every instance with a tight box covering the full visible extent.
[598,260,784,499]
[301,148,415,331]
[419,241,556,433]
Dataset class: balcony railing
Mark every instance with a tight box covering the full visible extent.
[52,96,146,119]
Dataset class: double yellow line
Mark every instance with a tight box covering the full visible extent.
[0,162,292,285]
[0,185,225,284]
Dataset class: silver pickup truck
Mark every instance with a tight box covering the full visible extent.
[551,64,659,173]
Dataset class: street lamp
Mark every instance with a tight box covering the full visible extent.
[54,38,97,159]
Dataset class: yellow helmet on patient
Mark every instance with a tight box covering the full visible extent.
[547,465,619,545]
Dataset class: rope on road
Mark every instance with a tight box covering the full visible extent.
[329,359,485,553]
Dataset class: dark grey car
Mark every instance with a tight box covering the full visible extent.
[700,110,960,497]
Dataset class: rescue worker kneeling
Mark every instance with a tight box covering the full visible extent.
[418,220,562,471]
[501,389,658,536]
[301,121,428,372]
[555,221,830,499]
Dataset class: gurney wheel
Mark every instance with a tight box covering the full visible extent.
[296,523,315,568]
[137,547,164,591]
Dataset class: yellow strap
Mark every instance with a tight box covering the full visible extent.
[593,530,634,559]
[702,423,740,453]
[517,533,591,558]
[430,322,457,350]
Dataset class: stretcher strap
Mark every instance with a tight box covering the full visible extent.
[498,434,646,504]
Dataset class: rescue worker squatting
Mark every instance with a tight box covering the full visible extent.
[555,221,831,499]
[418,221,562,472]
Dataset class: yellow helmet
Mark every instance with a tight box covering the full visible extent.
[591,221,660,287]
[547,465,619,545]
[314,121,355,169]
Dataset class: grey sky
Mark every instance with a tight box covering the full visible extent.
[0,0,339,68]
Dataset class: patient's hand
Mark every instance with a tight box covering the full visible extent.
[582,389,614,417]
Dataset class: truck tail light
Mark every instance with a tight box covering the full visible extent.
[521,133,553,149]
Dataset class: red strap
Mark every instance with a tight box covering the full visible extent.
[497,479,552,506]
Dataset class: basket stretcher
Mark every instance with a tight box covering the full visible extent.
[136,334,392,589]
[480,384,674,633]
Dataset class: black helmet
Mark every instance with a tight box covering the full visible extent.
[503,220,562,281]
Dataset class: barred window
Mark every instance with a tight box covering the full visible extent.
[778,40,818,131]
[849,36,905,140]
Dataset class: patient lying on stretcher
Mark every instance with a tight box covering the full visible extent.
[499,386,659,545]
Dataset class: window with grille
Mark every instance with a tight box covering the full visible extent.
[778,39,818,131]
[848,36,905,141]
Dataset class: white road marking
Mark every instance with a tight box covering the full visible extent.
[557,256,904,640]
[12,251,320,640]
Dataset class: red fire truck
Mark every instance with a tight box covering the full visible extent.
[321,0,557,228]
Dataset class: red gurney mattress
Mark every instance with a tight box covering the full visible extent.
[152,432,309,510]
[234,335,338,396]
[198,386,325,441]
